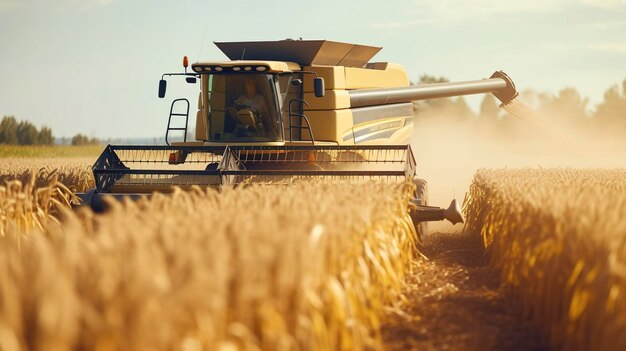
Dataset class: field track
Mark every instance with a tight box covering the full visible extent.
[383,231,548,351]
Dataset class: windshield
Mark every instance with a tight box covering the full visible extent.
[206,74,282,142]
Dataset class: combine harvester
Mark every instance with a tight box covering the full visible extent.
[79,40,518,236]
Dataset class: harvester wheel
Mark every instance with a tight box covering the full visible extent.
[412,178,429,241]
[205,162,219,171]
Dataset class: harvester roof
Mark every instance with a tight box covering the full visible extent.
[214,40,382,67]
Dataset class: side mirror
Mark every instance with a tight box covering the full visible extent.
[158,79,167,98]
[186,77,197,84]
[314,77,325,97]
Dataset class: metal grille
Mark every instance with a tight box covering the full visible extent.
[93,145,416,193]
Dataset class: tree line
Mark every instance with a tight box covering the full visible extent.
[414,75,626,136]
[0,116,53,145]
[0,116,101,146]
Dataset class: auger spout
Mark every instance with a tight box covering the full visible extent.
[348,70,518,108]
[409,199,464,225]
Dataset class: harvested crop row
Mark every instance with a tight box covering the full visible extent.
[0,182,417,351]
[0,158,94,192]
[464,169,626,351]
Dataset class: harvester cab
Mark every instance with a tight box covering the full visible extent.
[79,39,519,238]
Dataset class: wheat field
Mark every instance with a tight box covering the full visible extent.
[464,169,626,351]
[0,179,417,351]
[0,158,93,192]
[5,163,626,350]
[0,177,75,240]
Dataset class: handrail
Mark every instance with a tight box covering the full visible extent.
[165,98,190,145]
[288,98,315,145]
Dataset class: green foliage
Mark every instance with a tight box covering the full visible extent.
[413,75,475,121]
[416,75,453,112]
[0,116,54,145]
[479,94,500,122]
[17,120,38,145]
[38,127,54,145]
[0,116,18,144]
[594,78,626,128]
[538,87,590,125]
[453,97,474,119]
[414,73,626,135]
[418,75,449,84]
[71,133,100,146]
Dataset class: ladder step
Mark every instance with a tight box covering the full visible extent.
[170,113,188,116]
[167,128,187,131]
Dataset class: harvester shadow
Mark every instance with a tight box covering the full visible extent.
[382,231,549,351]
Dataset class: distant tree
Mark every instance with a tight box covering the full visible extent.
[71,134,90,146]
[479,94,500,124]
[0,116,56,145]
[0,116,18,144]
[416,75,454,112]
[538,87,589,127]
[452,97,475,120]
[593,78,626,131]
[37,127,54,145]
[71,133,100,146]
[17,120,39,145]
[418,74,449,85]
[412,75,478,123]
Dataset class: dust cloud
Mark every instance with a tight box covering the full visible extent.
[410,99,626,231]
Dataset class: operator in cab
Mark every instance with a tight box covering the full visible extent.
[236,79,268,115]
[227,77,275,138]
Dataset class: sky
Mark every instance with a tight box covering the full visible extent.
[0,0,625,139]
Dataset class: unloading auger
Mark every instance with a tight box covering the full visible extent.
[78,39,518,235]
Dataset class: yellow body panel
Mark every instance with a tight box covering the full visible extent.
[352,117,413,144]
[302,109,355,144]
[355,125,412,145]
[303,66,346,92]
[302,63,409,91]
[344,63,409,89]
[303,90,351,110]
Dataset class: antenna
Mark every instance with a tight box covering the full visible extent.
[196,24,209,61]
[240,48,246,60]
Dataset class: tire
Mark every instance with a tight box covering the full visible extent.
[412,177,429,242]
[205,162,219,171]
